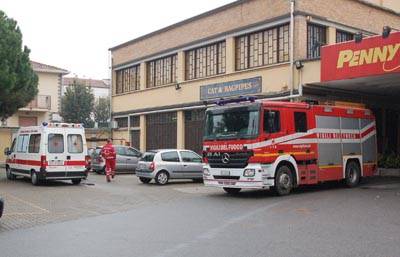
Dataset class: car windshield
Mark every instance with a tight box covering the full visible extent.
[204,106,260,140]
[141,152,156,162]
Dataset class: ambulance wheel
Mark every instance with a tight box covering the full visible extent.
[71,179,81,185]
[31,171,41,186]
[6,166,16,180]
[223,188,241,195]
[155,171,169,185]
[139,177,151,184]
[274,165,293,196]
[345,161,361,188]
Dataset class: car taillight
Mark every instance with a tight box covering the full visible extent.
[40,155,47,169]
[85,155,90,168]
[149,162,155,171]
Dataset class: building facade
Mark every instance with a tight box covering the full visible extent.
[110,0,400,154]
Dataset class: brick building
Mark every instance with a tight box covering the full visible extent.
[109,0,400,154]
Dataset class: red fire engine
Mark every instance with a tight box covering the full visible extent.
[202,97,377,195]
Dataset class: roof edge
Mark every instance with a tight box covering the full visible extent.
[109,0,247,51]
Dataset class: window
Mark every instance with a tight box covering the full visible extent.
[48,134,64,153]
[185,41,226,80]
[125,147,140,157]
[236,24,289,71]
[17,135,29,152]
[161,151,180,162]
[115,65,140,94]
[28,134,41,153]
[147,55,177,88]
[130,116,140,127]
[264,110,280,133]
[115,117,128,128]
[180,151,202,163]
[336,30,354,43]
[294,112,307,132]
[307,24,326,58]
[116,147,126,155]
[67,134,83,153]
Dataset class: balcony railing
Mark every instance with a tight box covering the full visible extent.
[25,95,51,110]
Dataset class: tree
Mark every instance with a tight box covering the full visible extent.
[93,97,110,127]
[60,81,94,127]
[0,10,38,121]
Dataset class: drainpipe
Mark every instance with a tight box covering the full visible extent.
[289,0,295,96]
[108,51,113,134]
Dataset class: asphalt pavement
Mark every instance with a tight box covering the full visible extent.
[0,171,399,257]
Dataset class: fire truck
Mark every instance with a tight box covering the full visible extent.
[202,97,377,195]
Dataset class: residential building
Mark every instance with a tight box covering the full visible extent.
[62,77,110,99]
[109,0,400,154]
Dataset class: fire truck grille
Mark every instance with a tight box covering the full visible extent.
[208,152,251,168]
[213,175,240,180]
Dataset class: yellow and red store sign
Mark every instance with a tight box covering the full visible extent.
[321,32,400,81]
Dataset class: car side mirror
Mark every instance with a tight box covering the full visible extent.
[4,147,10,156]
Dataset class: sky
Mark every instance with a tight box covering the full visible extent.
[0,0,234,79]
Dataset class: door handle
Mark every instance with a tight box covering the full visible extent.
[183,164,188,167]
[66,156,71,160]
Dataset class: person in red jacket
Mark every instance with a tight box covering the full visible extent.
[100,139,116,182]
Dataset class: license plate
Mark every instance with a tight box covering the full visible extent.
[49,160,64,166]
[221,170,230,176]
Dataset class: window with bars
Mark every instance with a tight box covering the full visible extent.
[235,24,289,71]
[307,23,327,59]
[130,116,140,127]
[185,41,226,80]
[147,55,177,88]
[336,30,354,43]
[115,65,140,94]
[115,117,128,128]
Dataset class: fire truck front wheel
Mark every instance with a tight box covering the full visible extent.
[223,188,241,195]
[274,165,294,196]
[345,161,361,188]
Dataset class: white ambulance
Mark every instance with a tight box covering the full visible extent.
[4,122,90,185]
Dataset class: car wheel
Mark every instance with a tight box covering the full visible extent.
[71,179,81,185]
[345,161,361,188]
[139,177,152,184]
[223,187,241,195]
[274,165,293,196]
[6,166,16,180]
[31,171,40,186]
[155,171,169,185]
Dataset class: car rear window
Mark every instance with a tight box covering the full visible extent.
[48,134,64,153]
[141,152,155,162]
[67,134,83,153]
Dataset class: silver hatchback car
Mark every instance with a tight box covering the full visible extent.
[136,149,203,185]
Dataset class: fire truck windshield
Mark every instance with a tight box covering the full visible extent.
[204,107,260,140]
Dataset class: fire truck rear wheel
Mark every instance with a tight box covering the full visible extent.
[223,188,241,195]
[6,166,16,180]
[274,165,293,196]
[345,161,361,188]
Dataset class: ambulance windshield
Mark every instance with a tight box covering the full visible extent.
[204,107,260,140]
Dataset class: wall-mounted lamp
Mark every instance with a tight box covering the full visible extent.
[354,32,363,43]
[382,26,392,38]
[175,83,181,90]
[295,60,304,70]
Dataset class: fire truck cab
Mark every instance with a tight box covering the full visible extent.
[202,98,377,195]
[4,123,90,185]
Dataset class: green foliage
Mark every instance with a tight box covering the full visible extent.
[378,153,400,169]
[0,10,38,121]
[60,81,94,127]
[93,97,110,126]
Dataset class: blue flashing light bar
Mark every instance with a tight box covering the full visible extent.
[215,96,257,106]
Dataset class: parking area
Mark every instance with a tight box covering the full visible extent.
[0,168,213,232]
[1,168,400,257]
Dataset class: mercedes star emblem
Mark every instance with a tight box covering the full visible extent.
[222,153,230,164]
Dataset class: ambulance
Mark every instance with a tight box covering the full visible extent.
[4,122,90,185]
[202,98,377,195]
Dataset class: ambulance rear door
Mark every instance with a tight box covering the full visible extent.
[65,128,87,172]
[46,128,67,175]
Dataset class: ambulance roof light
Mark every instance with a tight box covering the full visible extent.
[216,96,257,106]
[354,32,363,43]
[382,26,391,38]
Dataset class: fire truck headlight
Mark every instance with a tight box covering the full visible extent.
[243,169,255,177]
[203,168,210,176]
